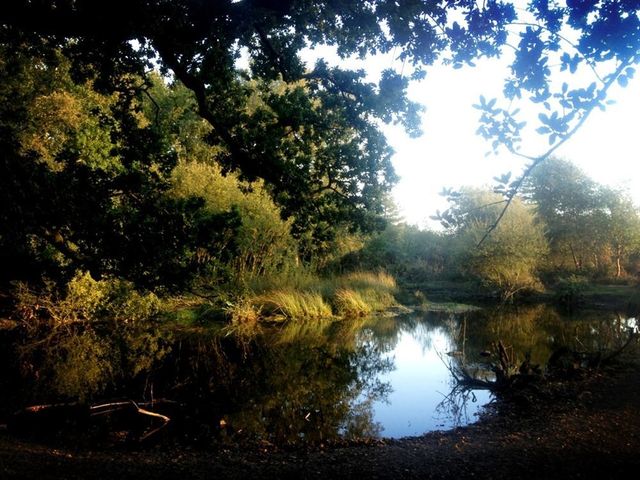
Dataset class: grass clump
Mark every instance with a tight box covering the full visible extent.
[338,271,397,292]
[332,288,372,317]
[332,271,398,314]
[254,290,333,321]
[226,298,260,325]
[219,270,398,324]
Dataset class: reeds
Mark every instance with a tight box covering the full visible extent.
[227,271,398,323]
[254,290,333,321]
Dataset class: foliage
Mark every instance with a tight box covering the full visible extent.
[525,158,640,279]
[171,161,298,281]
[1,2,638,316]
[16,271,161,327]
[340,224,453,282]
[444,188,548,300]
[553,275,588,309]
[0,42,245,291]
[14,272,172,401]
[2,0,638,262]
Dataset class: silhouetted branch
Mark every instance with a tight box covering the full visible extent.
[478,57,634,247]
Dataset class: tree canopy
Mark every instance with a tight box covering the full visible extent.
[525,157,640,277]
[1,1,639,289]
[2,1,638,209]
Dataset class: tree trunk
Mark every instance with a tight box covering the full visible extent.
[569,243,580,271]
[616,245,623,278]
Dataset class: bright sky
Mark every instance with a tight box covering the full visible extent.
[302,42,640,230]
[386,58,640,229]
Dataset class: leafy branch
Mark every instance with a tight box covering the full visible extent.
[476,56,635,246]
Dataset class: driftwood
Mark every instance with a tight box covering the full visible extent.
[90,400,171,442]
[9,399,173,442]
[447,331,639,393]
[444,340,529,392]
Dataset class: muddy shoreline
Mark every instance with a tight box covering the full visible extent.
[2,361,639,479]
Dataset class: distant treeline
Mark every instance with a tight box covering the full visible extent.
[341,158,640,300]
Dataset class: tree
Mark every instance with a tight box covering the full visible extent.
[603,189,640,277]
[341,224,452,283]
[0,43,243,290]
[1,1,638,239]
[524,157,603,272]
[443,188,548,300]
[1,1,639,290]
[524,157,640,278]
[142,73,300,281]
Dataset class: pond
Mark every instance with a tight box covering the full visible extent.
[0,304,636,445]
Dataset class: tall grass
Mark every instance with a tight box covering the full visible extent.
[332,288,372,317]
[244,270,321,295]
[330,272,397,316]
[336,271,397,292]
[227,270,398,323]
[255,290,333,321]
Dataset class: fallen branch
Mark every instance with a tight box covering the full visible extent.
[11,399,174,442]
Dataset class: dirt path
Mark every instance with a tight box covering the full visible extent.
[2,363,640,479]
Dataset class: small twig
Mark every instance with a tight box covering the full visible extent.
[141,87,161,127]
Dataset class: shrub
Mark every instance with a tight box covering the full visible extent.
[554,275,587,308]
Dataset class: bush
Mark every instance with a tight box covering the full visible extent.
[15,271,161,326]
[554,275,587,308]
[15,272,171,401]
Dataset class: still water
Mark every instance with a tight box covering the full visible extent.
[0,304,636,444]
[367,325,491,437]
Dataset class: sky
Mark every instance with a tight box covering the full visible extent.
[302,41,640,230]
[385,58,640,229]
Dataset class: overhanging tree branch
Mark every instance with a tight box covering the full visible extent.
[477,56,635,247]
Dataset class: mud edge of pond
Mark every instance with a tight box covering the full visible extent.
[2,361,640,479]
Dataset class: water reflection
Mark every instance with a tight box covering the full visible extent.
[1,304,637,444]
[358,317,491,437]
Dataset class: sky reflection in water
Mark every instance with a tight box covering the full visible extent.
[2,305,635,444]
[362,323,491,438]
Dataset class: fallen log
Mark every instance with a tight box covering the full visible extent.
[9,399,173,443]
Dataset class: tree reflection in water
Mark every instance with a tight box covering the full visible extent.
[1,304,638,444]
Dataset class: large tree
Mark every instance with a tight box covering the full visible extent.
[2,1,638,223]
[0,1,638,286]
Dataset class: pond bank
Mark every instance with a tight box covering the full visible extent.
[405,281,640,312]
[2,361,639,479]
